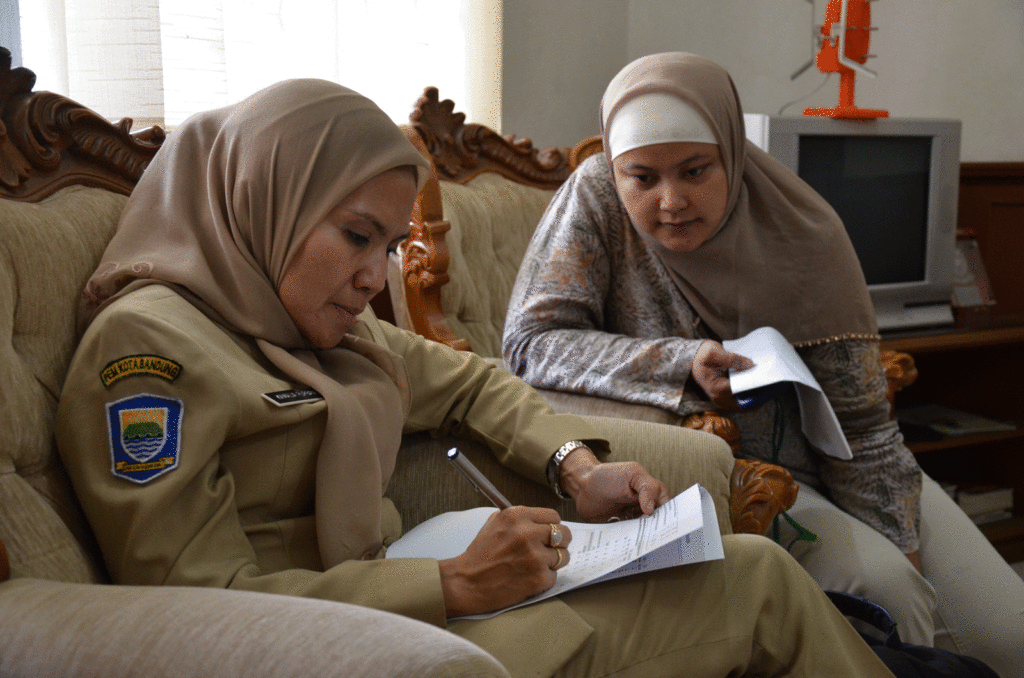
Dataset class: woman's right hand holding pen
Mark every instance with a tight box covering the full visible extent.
[438,506,571,617]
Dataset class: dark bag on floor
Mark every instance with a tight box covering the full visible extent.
[825,591,1001,678]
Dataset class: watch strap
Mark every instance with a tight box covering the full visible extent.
[547,440,587,500]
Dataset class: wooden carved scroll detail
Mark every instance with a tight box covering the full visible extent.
[410,87,573,189]
[0,47,164,202]
[569,135,604,170]
[682,411,741,454]
[730,459,799,536]
[682,410,797,535]
[880,349,918,418]
[399,125,471,351]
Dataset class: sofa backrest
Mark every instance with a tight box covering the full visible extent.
[0,188,127,583]
[434,176,557,357]
[390,87,601,358]
[0,49,164,582]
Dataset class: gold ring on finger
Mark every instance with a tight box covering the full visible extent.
[549,523,563,548]
[552,547,564,570]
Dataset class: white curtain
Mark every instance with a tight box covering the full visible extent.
[20,0,501,131]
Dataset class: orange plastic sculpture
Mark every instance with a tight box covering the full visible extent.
[804,0,889,119]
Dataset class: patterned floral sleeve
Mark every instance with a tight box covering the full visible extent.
[503,159,707,415]
[800,339,923,553]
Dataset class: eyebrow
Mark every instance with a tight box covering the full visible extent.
[344,208,409,242]
[623,153,713,172]
[347,209,388,237]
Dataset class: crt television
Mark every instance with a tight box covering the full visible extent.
[744,114,962,332]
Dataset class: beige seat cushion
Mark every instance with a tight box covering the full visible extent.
[0,186,126,582]
[0,578,510,678]
[437,174,556,357]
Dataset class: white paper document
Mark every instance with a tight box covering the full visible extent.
[385,484,723,620]
[723,326,852,460]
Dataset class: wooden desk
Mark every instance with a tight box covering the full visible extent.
[883,322,1024,561]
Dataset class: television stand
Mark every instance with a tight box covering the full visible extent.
[882,320,1024,562]
[876,303,954,333]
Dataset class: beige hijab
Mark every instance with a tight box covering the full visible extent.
[600,52,877,345]
[79,79,431,566]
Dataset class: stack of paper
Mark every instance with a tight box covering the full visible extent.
[385,484,722,620]
[723,326,853,460]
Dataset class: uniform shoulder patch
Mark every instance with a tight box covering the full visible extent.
[106,394,183,484]
[101,354,182,388]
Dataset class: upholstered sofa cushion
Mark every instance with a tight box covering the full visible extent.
[0,578,511,678]
[437,174,556,357]
[0,186,126,582]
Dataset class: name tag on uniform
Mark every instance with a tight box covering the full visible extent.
[262,388,323,407]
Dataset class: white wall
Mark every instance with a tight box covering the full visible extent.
[502,0,1024,161]
[501,0,627,150]
[0,0,21,66]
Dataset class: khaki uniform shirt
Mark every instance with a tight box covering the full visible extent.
[57,285,601,676]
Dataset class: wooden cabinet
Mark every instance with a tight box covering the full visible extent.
[883,326,1024,561]
[881,162,1024,561]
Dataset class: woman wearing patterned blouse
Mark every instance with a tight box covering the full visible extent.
[503,52,1024,676]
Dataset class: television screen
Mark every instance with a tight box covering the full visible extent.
[797,135,932,286]
[744,114,961,331]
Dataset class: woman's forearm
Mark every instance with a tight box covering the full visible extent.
[506,323,703,414]
[803,339,923,552]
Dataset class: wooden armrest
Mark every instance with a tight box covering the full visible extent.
[0,539,9,582]
[682,411,740,454]
[682,410,798,535]
[880,349,918,418]
[730,459,799,536]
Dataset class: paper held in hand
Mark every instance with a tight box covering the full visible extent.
[723,326,853,460]
[385,483,723,620]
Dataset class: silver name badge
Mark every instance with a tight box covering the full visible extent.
[262,388,323,407]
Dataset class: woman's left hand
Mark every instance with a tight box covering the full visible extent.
[692,340,755,411]
[558,446,671,522]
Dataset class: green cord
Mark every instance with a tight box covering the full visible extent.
[782,511,818,551]
[770,397,784,466]
[768,399,819,551]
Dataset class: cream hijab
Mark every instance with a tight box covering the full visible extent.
[600,52,877,345]
[79,79,431,566]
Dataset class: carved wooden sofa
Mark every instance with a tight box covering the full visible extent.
[391,88,922,534]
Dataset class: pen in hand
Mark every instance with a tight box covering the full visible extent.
[447,448,513,509]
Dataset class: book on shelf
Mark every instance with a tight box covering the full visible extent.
[956,486,1014,517]
[897,403,1017,440]
[971,509,1013,526]
[939,484,1015,526]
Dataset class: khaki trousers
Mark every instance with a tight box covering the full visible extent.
[553,533,895,678]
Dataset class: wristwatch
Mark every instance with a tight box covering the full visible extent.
[547,440,588,500]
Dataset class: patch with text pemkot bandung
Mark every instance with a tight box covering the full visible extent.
[101,354,182,388]
[106,394,183,484]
